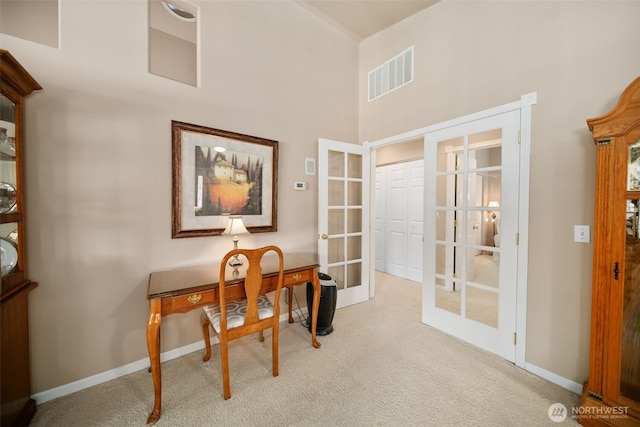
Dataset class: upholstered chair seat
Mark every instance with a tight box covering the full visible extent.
[203,295,274,333]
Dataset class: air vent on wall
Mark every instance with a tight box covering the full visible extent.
[368,46,414,102]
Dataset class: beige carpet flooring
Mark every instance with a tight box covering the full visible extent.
[30,272,580,426]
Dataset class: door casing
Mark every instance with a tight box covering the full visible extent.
[366,92,537,368]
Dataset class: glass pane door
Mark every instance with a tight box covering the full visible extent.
[434,132,502,328]
[328,150,363,290]
[423,109,520,362]
[319,139,370,308]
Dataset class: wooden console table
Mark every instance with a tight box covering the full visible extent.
[145,253,321,424]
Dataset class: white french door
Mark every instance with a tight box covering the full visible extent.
[423,110,520,362]
[318,138,370,308]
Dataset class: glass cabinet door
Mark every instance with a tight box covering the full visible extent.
[0,95,20,279]
[621,135,640,402]
[622,196,640,401]
[629,141,640,191]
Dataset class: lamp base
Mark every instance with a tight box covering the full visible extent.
[228,256,243,267]
[228,236,242,266]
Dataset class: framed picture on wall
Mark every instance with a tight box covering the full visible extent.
[171,121,278,238]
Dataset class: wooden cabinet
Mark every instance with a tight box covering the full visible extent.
[0,50,41,426]
[580,77,640,426]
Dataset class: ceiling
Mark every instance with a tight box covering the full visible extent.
[299,0,439,40]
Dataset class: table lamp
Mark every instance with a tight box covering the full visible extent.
[223,215,249,266]
[488,201,500,238]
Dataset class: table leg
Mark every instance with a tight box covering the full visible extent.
[310,267,321,349]
[146,298,162,424]
[287,286,294,323]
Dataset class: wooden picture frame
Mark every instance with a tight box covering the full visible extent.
[171,121,278,238]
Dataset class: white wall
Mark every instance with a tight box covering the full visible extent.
[0,0,358,393]
[359,0,640,385]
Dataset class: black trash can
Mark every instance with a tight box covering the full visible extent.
[306,272,337,336]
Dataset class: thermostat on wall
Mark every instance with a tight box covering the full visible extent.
[294,182,307,191]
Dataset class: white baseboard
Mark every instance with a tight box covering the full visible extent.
[31,340,208,405]
[32,311,581,405]
[31,311,305,405]
[524,362,583,395]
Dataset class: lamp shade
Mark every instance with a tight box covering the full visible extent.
[488,201,500,208]
[223,215,249,237]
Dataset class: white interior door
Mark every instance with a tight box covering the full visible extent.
[318,138,370,308]
[407,162,424,282]
[374,168,385,272]
[374,160,424,282]
[423,110,520,362]
[387,166,409,277]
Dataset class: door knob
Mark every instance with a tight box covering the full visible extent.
[321,234,328,240]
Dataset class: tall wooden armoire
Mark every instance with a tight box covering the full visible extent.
[0,50,41,426]
[579,77,640,426]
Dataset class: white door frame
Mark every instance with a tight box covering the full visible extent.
[367,92,536,368]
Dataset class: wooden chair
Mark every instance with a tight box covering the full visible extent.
[201,246,284,400]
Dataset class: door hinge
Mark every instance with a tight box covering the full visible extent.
[515,233,519,245]
[518,131,521,144]
[513,332,517,345]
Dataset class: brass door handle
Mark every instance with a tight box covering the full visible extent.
[321,234,328,240]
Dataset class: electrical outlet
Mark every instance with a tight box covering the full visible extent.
[574,225,590,243]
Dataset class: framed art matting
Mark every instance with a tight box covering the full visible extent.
[171,121,278,238]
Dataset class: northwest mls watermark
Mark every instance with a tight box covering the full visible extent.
[548,403,630,423]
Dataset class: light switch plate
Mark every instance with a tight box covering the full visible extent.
[574,225,590,243]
